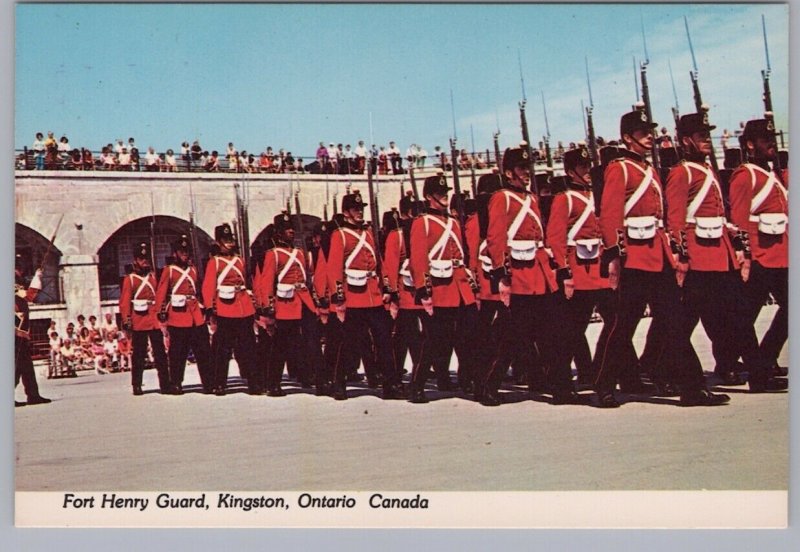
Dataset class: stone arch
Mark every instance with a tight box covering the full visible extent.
[15,223,63,304]
[96,215,214,300]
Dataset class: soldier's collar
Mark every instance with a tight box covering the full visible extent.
[621,149,646,163]
[342,219,365,230]
[567,181,591,192]
[424,206,449,217]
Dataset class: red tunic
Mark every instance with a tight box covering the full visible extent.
[465,213,500,301]
[599,156,674,272]
[256,246,316,320]
[547,187,610,290]
[728,162,788,269]
[201,255,255,318]
[409,211,475,307]
[383,227,421,310]
[486,187,556,295]
[119,271,160,331]
[666,160,737,272]
[326,224,383,308]
[155,264,205,327]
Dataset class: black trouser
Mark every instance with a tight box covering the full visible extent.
[255,325,274,390]
[475,299,508,381]
[737,262,788,384]
[167,325,213,392]
[332,307,398,387]
[483,293,572,393]
[268,305,323,390]
[594,267,687,394]
[677,270,741,387]
[411,304,480,391]
[212,315,263,392]
[15,337,41,400]
[556,288,621,382]
[390,155,402,174]
[132,329,169,391]
[392,309,423,377]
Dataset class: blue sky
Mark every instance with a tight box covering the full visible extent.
[15,3,789,158]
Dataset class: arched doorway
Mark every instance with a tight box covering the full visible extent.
[96,216,214,300]
[15,223,63,304]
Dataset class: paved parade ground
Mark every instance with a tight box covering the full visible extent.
[15,307,788,492]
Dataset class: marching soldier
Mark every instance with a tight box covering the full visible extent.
[326,190,404,400]
[155,235,213,394]
[729,118,788,393]
[483,145,573,406]
[255,213,322,396]
[465,172,509,390]
[594,109,713,407]
[407,174,480,404]
[665,112,737,404]
[119,242,171,395]
[14,256,51,406]
[383,194,423,379]
[202,223,265,396]
[547,145,621,388]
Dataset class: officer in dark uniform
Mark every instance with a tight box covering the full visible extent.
[155,235,213,394]
[119,242,171,395]
[14,256,51,406]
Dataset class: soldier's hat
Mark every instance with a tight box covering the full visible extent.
[563,145,592,172]
[312,220,329,236]
[341,190,367,211]
[273,211,293,233]
[382,209,401,230]
[133,241,151,260]
[422,174,452,197]
[172,234,192,252]
[741,118,777,141]
[677,112,717,139]
[477,173,502,196]
[620,107,658,138]
[214,222,236,242]
[502,143,530,172]
[399,190,415,214]
[464,197,478,217]
[448,191,468,212]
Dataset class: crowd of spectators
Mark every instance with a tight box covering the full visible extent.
[20,132,505,175]
[46,313,132,377]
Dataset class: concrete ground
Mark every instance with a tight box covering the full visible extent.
[15,307,788,492]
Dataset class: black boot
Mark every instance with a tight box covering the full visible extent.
[332,382,348,401]
[408,386,429,404]
[480,388,501,407]
[680,388,730,406]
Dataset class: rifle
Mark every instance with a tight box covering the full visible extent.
[323,173,329,222]
[760,14,783,174]
[684,16,719,171]
[38,213,64,272]
[517,52,538,194]
[493,110,502,170]
[149,190,157,274]
[365,148,384,283]
[234,179,252,287]
[408,163,420,201]
[638,24,660,171]
[188,181,204,283]
[585,56,598,167]
[292,182,323,307]
[541,91,553,172]
[668,58,681,131]
[450,91,467,232]
[469,124,478,197]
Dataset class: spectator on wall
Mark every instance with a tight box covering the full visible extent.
[33,132,45,170]
[144,147,160,172]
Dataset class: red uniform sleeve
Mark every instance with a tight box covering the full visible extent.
[201,257,217,312]
[119,274,132,322]
[326,230,346,298]
[486,191,509,270]
[666,164,690,243]
[728,166,753,230]
[409,217,429,289]
[155,266,171,314]
[383,229,402,291]
[600,161,626,249]
[546,193,570,269]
